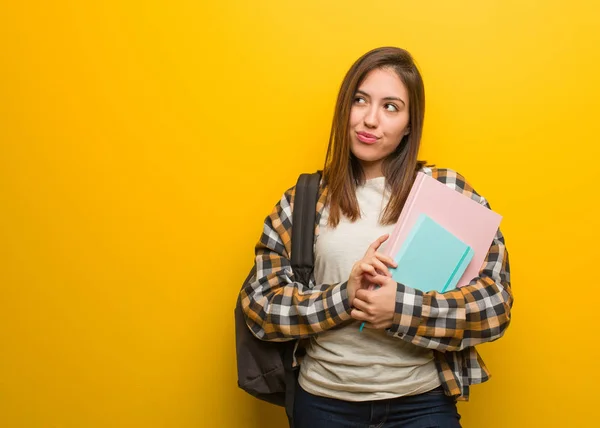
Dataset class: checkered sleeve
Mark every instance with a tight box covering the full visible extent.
[388,169,513,352]
[240,187,353,342]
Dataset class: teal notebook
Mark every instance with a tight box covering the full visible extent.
[389,214,474,293]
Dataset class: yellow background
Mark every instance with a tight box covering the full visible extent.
[1,1,599,427]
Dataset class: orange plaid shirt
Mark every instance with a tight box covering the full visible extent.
[240,167,513,400]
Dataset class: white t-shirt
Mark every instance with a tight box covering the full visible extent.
[298,177,441,401]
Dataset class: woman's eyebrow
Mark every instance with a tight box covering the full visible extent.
[383,96,406,106]
[355,89,406,106]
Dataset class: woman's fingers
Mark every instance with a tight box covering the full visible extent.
[352,298,371,313]
[358,262,376,276]
[369,273,392,286]
[350,308,372,322]
[370,257,391,277]
[374,252,397,269]
[364,276,378,286]
[365,234,389,256]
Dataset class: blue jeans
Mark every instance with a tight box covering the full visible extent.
[293,384,461,428]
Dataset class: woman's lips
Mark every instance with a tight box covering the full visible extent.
[356,131,379,144]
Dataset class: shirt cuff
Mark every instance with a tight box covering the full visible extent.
[388,282,424,338]
[331,281,353,321]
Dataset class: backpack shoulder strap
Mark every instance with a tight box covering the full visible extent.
[290,171,322,286]
[286,171,321,427]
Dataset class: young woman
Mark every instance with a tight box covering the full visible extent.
[241,47,512,428]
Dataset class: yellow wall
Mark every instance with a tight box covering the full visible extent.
[1,1,599,427]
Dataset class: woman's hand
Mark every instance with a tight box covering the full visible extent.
[347,234,397,307]
[350,273,397,329]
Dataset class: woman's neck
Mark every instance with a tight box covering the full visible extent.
[360,160,384,180]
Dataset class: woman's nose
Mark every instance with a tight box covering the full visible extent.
[363,106,378,128]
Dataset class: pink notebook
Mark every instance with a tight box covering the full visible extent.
[384,172,502,288]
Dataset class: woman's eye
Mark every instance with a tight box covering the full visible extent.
[384,103,399,112]
[354,96,366,104]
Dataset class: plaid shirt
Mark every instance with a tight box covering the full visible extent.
[241,167,513,400]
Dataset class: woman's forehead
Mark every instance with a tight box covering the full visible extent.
[357,68,408,98]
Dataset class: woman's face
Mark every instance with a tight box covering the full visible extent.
[349,67,410,179]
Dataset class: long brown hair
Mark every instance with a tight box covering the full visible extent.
[323,47,428,227]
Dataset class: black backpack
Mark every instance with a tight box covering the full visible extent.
[235,172,321,425]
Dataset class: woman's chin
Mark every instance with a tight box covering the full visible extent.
[351,148,385,164]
